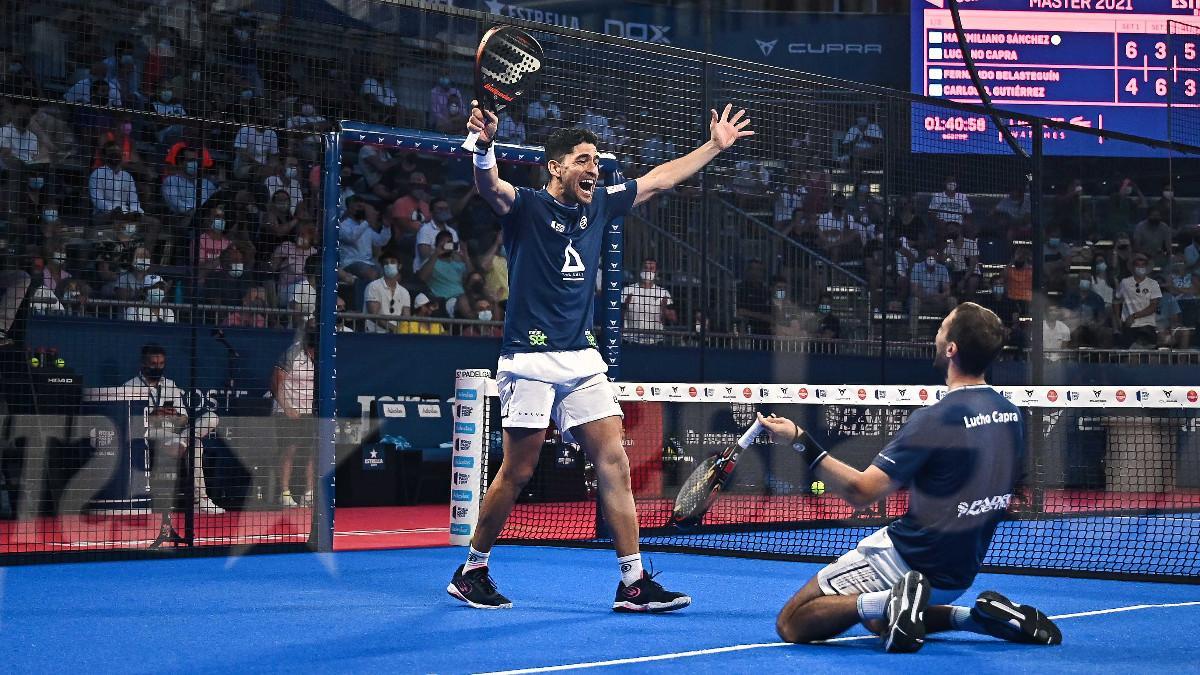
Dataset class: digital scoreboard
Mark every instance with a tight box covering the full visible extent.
[911,0,1200,155]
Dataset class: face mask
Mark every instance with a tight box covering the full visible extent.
[383,263,399,278]
[300,104,315,116]
[51,253,66,264]
[121,122,133,135]
[142,366,164,379]
[1095,262,1107,273]
[124,223,139,235]
[774,289,786,300]
[926,257,936,266]
[229,263,244,278]
[1048,237,1060,247]
[438,77,450,87]
[992,286,1005,296]
[477,310,493,321]
[442,242,455,252]
[641,271,656,283]
[946,182,957,192]
[241,89,255,99]
[185,160,198,175]
[285,166,298,179]
[134,258,150,271]
[146,288,166,303]
[62,290,80,302]
[1135,266,1148,277]
[1080,279,1092,291]
[1164,191,1174,200]
[434,209,452,222]
[818,304,831,313]
[42,209,58,223]
[28,177,43,190]
[297,237,309,248]
[211,218,225,232]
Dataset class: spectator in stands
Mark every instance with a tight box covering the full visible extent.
[355,143,405,203]
[909,246,953,316]
[103,38,143,107]
[1053,178,1087,240]
[272,325,316,508]
[272,223,317,292]
[387,172,433,241]
[162,147,219,220]
[361,58,399,122]
[431,75,465,133]
[496,107,527,145]
[579,106,613,145]
[992,183,1031,235]
[943,220,979,291]
[286,101,329,163]
[801,167,831,218]
[804,292,841,339]
[736,259,772,335]
[335,295,353,333]
[889,195,930,252]
[766,275,802,338]
[463,297,501,337]
[0,104,40,192]
[126,274,175,324]
[283,256,319,327]
[817,193,861,262]
[0,241,28,344]
[64,62,123,107]
[414,197,460,271]
[526,92,561,139]
[223,286,271,329]
[93,114,154,183]
[59,278,90,317]
[1042,305,1072,354]
[89,142,161,251]
[1155,184,1188,230]
[150,81,187,146]
[1088,254,1115,305]
[114,245,153,301]
[634,121,676,171]
[1041,223,1072,293]
[927,175,972,234]
[40,244,71,294]
[1004,246,1033,314]
[203,246,250,308]
[1100,177,1146,241]
[1114,252,1161,348]
[1166,253,1200,328]
[265,156,305,217]
[338,198,389,283]
[196,205,233,278]
[16,172,52,247]
[1062,274,1113,349]
[260,188,301,267]
[1111,233,1135,281]
[364,253,410,333]
[398,293,446,335]
[1156,272,1194,348]
[1133,207,1173,266]
[458,271,496,322]
[418,229,471,317]
[774,179,807,230]
[1183,227,1200,274]
[478,229,508,315]
[228,11,264,96]
[0,52,41,98]
[233,113,279,180]
[840,115,882,171]
[622,258,675,344]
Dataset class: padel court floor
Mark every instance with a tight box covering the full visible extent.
[3,544,1198,673]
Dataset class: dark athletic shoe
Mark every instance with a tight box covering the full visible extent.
[971,591,1062,645]
[884,571,930,653]
[613,570,692,613]
[446,564,512,609]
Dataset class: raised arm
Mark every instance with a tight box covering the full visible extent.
[467,101,517,216]
[633,103,754,207]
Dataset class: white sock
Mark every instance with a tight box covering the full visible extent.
[617,553,643,586]
[464,546,490,573]
[949,605,986,633]
[856,590,891,622]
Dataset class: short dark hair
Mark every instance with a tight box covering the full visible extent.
[945,302,1004,376]
[545,127,598,165]
[141,343,166,360]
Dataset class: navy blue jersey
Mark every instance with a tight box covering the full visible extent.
[499,180,637,355]
[871,386,1024,590]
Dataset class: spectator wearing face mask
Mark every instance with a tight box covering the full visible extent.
[463,297,501,337]
[265,156,305,216]
[414,197,460,271]
[622,258,675,344]
[93,114,153,183]
[418,229,472,317]
[431,75,465,133]
[284,256,320,326]
[58,278,90,317]
[89,142,162,254]
[196,203,232,266]
[1089,254,1115,304]
[150,81,187,145]
[126,274,175,323]
[1133,207,1173,266]
[34,201,65,251]
[203,246,250,308]
[1041,223,1073,292]
[338,197,389,284]
[1042,306,1073,356]
[808,292,841,339]
[1165,253,1200,327]
[909,247,953,315]
[335,295,354,333]
[927,175,972,232]
[272,223,316,291]
[233,115,279,181]
[1114,252,1161,348]
[286,101,329,163]
[459,271,496,321]
[40,244,71,294]
[224,286,271,329]
[398,293,446,335]
[364,253,411,333]
[386,172,433,238]
[115,245,155,301]
[260,188,300,263]
[163,147,218,218]
[1111,234,1135,281]
[1061,274,1113,348]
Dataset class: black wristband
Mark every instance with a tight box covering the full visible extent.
[791,427,829,471]
[473,136,493,154]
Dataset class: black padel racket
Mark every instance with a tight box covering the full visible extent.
[671,419,765,530]
[461,25,544,152]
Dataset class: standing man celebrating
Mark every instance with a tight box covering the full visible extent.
[758,303,1062,652]
[447,102,752,612]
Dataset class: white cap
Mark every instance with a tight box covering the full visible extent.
[414,293,430,309]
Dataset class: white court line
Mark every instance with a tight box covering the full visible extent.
[334,527,449,537]
[476,600,1200,675]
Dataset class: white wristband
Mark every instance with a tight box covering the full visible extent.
[473,145,496,170]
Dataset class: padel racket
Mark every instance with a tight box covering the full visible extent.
[670,419,766,530]
[461,25,544,152]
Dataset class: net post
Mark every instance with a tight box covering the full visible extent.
[312,129,343,553]
[1029,121,1046,514]
[451,369,490,546]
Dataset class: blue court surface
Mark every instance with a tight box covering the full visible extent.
[3,545,1198,674]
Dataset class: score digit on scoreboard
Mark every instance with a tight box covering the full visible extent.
[910,0,1200,156]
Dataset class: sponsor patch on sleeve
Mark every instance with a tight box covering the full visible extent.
[605,183,626,194]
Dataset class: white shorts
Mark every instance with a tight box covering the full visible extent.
[496,350,622,442]
[817,528,965,605]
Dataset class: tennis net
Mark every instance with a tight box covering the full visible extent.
[451,377,1200,581]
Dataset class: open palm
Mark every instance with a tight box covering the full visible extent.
[710,103,754,150]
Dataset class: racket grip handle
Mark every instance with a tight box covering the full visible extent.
[737,419,766,449]
[461,131,481,152]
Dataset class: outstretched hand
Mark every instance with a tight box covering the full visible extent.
[467,99,498,144]
[710,103,754,151]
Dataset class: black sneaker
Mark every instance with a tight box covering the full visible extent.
[447,564,512,609]
[884,570,930,653]
[971,591,1062,645]
[613,570,692,613]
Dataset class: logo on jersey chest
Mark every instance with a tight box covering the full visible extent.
[550,214,587,233]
